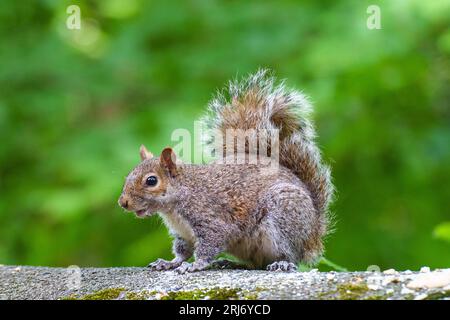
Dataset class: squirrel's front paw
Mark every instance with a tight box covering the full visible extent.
[266,261,297,272]
[147,258,182,271]
[174,261,210,274]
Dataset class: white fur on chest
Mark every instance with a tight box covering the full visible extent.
[159,212,196,245]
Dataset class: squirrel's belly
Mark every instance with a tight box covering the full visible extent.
[159,212,196,246]
[227,227,281,268]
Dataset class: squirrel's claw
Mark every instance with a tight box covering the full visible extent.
[147,258,182,271]
[174,260,210,274]
[266,261,297,272]
[174,262,191,274]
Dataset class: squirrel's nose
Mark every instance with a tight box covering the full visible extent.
[118,196,129,209]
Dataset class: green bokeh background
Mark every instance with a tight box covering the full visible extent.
[0,0,449,271]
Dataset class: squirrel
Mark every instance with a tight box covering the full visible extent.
[118,69,334,273]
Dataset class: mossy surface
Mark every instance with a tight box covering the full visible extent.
[59,275,450,301]
[335,283,370,300]
[365,293,394,300]
[63,287,126,300]
[424,290,450,300]
[62,286,258,300]
[318,282,371,300]
[125,291,156,300]
[160,287,240,300]
[318,282,400,300]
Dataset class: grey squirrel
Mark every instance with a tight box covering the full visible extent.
[118,69,334,273]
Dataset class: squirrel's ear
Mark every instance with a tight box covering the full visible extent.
[140,145,153,161]
[160,147,177,177]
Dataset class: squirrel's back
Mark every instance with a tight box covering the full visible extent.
[201,69,334,238]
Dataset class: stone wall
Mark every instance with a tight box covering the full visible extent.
[1,266,449,300]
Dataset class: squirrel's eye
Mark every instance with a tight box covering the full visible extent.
[145,176,158,187]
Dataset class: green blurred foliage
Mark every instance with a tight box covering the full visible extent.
[434,222,450,243]
[0,0,449,270]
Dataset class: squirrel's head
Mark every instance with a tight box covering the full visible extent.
[118,145,178,218]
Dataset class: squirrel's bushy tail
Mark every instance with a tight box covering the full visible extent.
[201,69,334,224]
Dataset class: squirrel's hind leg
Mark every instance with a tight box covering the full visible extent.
[255,182,321,269]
